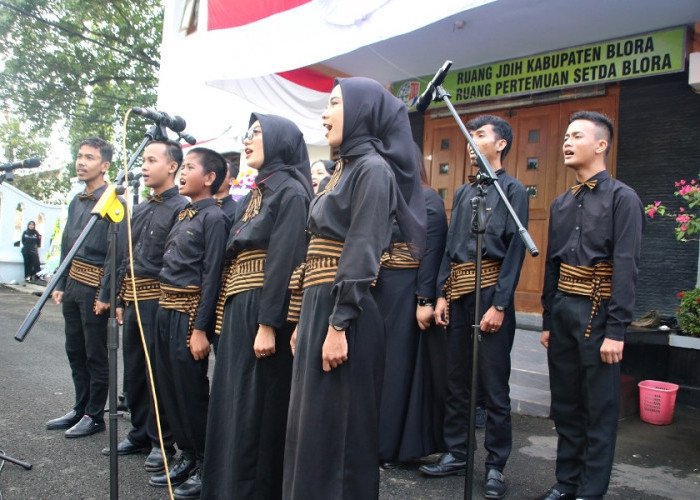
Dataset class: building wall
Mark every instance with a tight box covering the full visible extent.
[617,72,700,317]
[0,183,64,283]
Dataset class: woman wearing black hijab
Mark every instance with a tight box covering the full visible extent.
[283,77,426,499]
[201,113,312,500]
[376,147,449,467]
[21,220,42,281]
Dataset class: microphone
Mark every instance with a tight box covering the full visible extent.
[179,132,197,145]
[415,60,453,113]
[131,107,187,133]
[0,158,41,171]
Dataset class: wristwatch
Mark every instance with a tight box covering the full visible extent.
[330,324,345,332]
[494,305,505,312]
[417,297,435,307]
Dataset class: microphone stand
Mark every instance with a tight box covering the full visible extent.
[14,122,171,500]
[428,80,538,500]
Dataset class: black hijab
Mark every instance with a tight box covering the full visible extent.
[249,113,313,198]
[336,77,426,258]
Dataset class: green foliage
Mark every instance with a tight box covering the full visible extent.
[11,167,72,204]
[0,0,163,166]
[676,288,700,337]
[0,117,49,161]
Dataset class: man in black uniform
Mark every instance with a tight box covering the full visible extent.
[100,139,188,473]
[537,111,643,500]
[421,115,528,500]
[215,159,239,230]
[48,136,123,438]
[148,147,227,499]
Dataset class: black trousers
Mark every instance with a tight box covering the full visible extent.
[443,287,515,471]
[122,298,174,448]
[22,249,41,278]
[154,307,210,461]
[548,292,619,498]
[62,278,109,421]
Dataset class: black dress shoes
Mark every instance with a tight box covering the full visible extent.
[101,437,150,456]
[418,452,467,477]
[535,487,576,500]
[173,467,202,500]
[144,445,176,473]
[149,453,196,488]
[484,469,507,499]
[64,416,105,438]
[46,410,83,430]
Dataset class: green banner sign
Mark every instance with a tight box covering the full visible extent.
[395,27,686,107]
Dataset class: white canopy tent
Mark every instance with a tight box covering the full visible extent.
[157,0,492,149]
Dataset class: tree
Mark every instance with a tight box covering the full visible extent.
[0,0,163,170]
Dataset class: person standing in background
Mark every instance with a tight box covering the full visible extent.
[21,220,42,281]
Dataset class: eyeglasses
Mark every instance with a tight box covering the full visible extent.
[242,126,262,143]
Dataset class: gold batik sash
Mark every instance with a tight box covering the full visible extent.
[159,284,201,347]
[213,249,268,336]
[380,242,420,270]
[287,237,345,323]
[442,259,501,322]
[68,259,105,309]
[119,276,161,304]
[69,259,104,288]
[557,262,613,338]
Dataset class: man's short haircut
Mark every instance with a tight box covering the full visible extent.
[187,147,227,194]
[466,115,513,160]
[570,111,614,155]
[80,136,113,163]
[227,160,239,180]
[147,139,183,171]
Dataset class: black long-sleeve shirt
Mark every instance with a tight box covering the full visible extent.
[437,169,529,309]
[416,187,448,300]
[228,170,310,329]
[218,195,238,232]
[116,186,188,293]
[307,152,398,330]
[21,231,41,254]
[56,183,125,302]
[159,197,227,332]
[541,170,644,341]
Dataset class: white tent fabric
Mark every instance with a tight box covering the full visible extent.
[157,0,492,148]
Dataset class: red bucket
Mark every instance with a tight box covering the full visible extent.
[638,380,679,425]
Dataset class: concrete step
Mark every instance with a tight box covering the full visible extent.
[510,383,550,417]
[510,321,551,417]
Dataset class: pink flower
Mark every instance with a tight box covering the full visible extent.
[680,207,686,212]
[678,291,685,299]
[654,201,662,207]
[692,179,697,185]
[681,224,688,231]
[647,208,657,218]
[676,214,690,223]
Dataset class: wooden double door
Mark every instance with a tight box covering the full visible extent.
[423,90,619,312]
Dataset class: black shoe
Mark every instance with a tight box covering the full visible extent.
[64,416,105,438]
[173,467,202,499]
[144,446,176,473]
[418,453,466,477]
[484,469,506,499]
[535,487,576,500]
[475,405,486,428]
[149,454,195,488]
[46,410,83,430]
[101,437,150,456]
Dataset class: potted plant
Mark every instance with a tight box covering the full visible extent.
[646,175,700,344]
